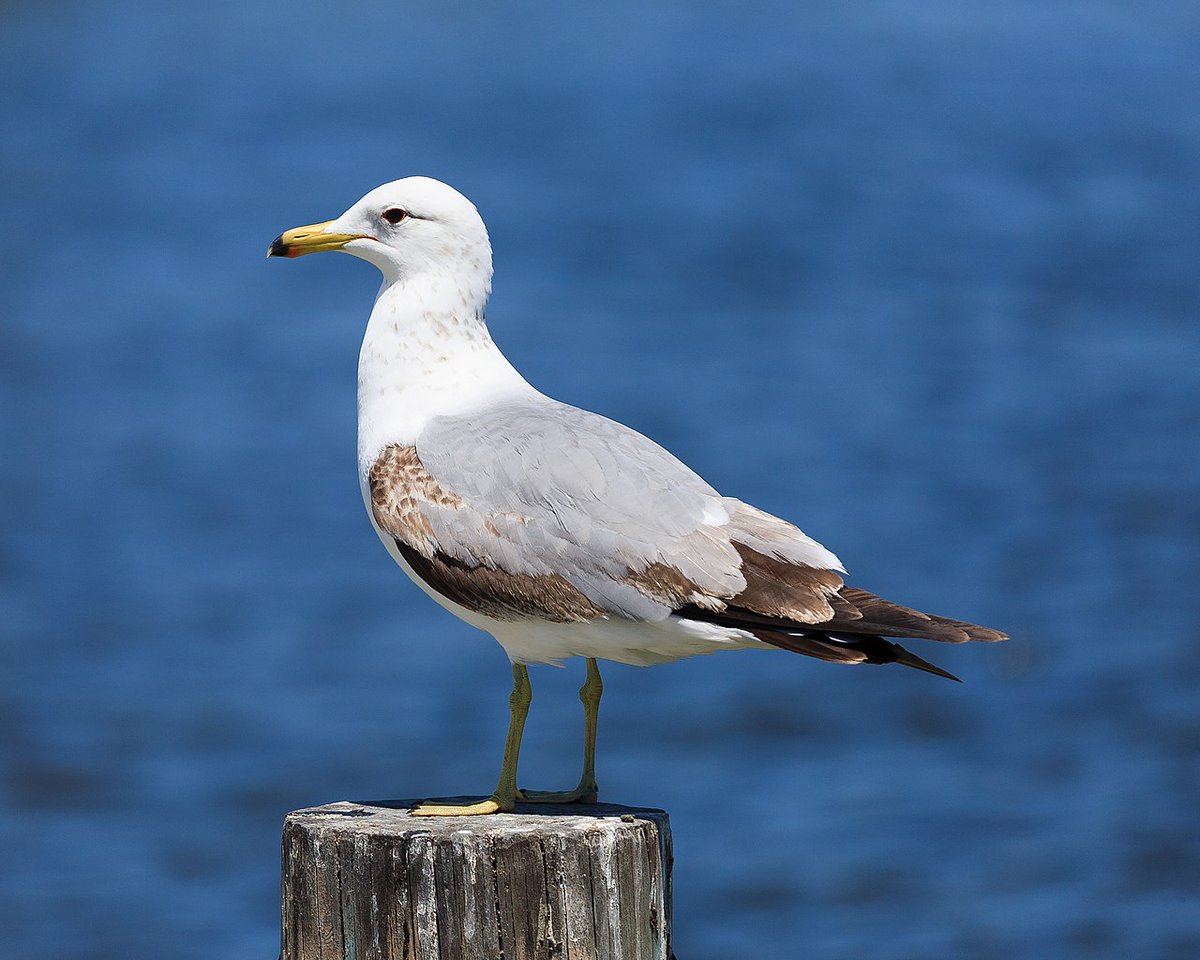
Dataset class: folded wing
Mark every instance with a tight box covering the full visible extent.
[368,397,1005,677]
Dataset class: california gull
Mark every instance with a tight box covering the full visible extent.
[269,177,1006,816]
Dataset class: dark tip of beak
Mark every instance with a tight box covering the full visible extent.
[267,234,290,258]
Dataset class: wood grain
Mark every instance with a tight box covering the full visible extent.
[280,800,673,960]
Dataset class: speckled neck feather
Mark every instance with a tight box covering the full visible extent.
[356,266,533,479]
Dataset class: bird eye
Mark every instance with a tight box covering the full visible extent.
[382,207,409,224]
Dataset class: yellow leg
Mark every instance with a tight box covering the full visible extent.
[413,663,531,817]
[521,658,602,804]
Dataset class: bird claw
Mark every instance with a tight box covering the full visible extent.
[411,795,512,817]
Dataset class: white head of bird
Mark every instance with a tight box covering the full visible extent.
[269,176,493,307]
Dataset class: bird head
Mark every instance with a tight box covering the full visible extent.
[268,177,493,290]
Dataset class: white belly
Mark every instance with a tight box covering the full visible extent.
[486,614,766,667]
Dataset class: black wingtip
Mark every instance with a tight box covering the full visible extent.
[894,649,962,682]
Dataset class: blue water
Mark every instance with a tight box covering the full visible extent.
[2,2,1198,957]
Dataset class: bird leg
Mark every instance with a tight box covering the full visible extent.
[412,663,531,816]
[520,657,602,804]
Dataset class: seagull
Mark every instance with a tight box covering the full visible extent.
[269,177,1006,816]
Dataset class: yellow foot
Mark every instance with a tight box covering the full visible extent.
[518,783,598,804]
[411,795,512,817]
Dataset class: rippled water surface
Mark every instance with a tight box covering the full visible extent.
[2,2,1198,958]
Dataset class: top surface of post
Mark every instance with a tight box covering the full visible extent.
[286,798,669,836]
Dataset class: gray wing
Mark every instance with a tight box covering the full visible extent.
[368,395,1005,667]
[391,396,843,621]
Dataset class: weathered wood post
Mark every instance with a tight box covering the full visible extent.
[280,799,673,960]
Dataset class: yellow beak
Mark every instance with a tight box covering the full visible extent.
[267,221,369,258]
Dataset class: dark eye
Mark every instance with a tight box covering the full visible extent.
[382,207,408,224]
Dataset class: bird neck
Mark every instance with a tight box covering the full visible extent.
[356,269,533,477]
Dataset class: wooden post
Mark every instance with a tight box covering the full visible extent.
[280,799,673,960]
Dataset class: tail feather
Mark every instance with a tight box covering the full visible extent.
[837,588,1007,643]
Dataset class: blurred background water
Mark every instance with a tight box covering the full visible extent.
[2,1,1198,957]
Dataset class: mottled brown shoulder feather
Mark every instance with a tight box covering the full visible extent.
[368,444,604,623]
[369,444,463,550]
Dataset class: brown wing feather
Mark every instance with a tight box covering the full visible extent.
[395,542,604,623]
[729,543,844,623]
[833,587,1006,643]
[676,541,1006,645]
